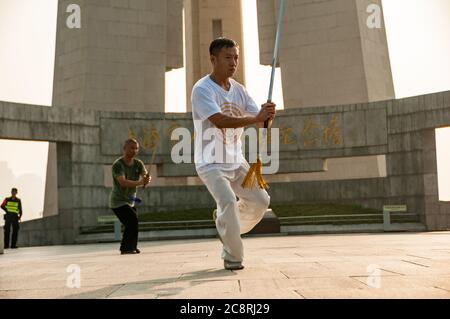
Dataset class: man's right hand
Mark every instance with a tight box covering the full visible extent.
[255,103,276,123]
[142,174,151,187]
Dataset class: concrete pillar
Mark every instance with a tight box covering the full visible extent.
[55,142,76,244]
[43,143,58,217]
[185,0,246,111]
[422,129,450,231]
[52,0,184,112]
[257,0,394,108]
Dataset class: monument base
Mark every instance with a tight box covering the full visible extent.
[248,209,280,235]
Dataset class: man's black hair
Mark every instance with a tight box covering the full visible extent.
[11,188,17,192]
[123,138,139,147]
[209,37,238,56]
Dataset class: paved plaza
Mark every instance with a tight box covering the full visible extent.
[1,232,450,299]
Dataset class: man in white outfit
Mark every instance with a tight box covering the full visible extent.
[191,38,276,270]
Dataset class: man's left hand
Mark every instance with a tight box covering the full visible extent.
[262,102,276,121]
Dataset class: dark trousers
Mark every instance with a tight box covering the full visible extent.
[112,205,138,252]
[4,213,19,248]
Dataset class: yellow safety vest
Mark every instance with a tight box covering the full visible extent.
[5,200,20,214]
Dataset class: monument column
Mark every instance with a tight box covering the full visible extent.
[185,0,246,111]
[421,129,450,231]
[52,0,183,112]
[258,0,395,108]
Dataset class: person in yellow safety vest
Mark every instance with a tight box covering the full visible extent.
[1,188,23,249]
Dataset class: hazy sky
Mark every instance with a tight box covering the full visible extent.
[0,0,57,106]
[0,0,450,221]
[382,0,450,97]
[0,0,56,220]
[0,140,48,219]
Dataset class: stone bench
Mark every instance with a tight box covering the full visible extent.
[383,205,407,231]
[97,215,121,240]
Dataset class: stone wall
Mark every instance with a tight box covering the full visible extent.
[1,90,450,246]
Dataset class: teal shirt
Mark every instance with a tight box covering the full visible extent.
[109,158,146,209]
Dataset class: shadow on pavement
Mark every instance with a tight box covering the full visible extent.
[64,268,237,299]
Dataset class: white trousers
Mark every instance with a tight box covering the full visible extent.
[198,162,270,262]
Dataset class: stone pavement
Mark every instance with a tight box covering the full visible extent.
[1,232,450,299]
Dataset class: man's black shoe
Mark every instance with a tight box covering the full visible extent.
[121,250,137,255]
[224,260,244,270]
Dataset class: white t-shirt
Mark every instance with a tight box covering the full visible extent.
[191,75,260,173]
